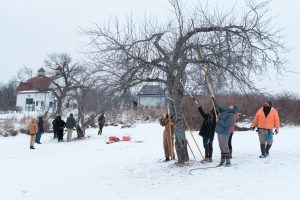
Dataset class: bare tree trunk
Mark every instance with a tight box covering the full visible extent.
[56,98,63,114]
[167,73,189,164]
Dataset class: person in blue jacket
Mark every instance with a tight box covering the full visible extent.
[213,97,240,167]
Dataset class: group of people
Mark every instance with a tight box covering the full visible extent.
[159,98,280,167]
[27,113,106,149]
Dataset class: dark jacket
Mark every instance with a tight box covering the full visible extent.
[98,115,105,127]
[198,106,217,140]
[66,115,76,129]
[38,117,44,133]
[53,117,66,133]
[215,101,240,136]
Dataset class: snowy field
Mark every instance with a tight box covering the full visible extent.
[0,123,299,200]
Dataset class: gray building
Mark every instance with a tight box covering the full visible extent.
[137,85,166,107]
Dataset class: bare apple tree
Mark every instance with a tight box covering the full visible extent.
[84,0,286,164]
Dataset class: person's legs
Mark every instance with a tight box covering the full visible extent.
[30,135,36,149]
[163,131,170,160]
[258,129,268,157]
[67,129,73,142]
[218,134,229,166]
[266,130,273,155]
[228,133,233,158]
[208,139,213,161]
[35,132,41,143]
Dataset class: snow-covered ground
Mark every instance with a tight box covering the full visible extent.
[0,123,299,200]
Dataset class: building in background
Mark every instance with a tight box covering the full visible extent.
[137,85,166,107]
[16,68,56,113]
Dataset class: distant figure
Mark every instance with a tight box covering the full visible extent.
[66,113,77,142]
[28,118,38,149]
[98,113,106,135]
[198,106,217,163]
[53,116,66,142]
[52,116,59,139]
[228,112,239,158]
[252,101,280,158]
[159,114,175,162]
[35,116,44,144]
[213,97,240,167]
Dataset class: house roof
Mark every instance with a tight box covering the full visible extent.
[138,85,165,96]
[17,75,51,92]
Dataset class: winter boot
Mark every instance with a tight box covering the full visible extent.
[208,156,213,162]
[165,157,170,162]
[266,144,272,156]
[259,144,267,158]
[224,153,231,167]
[30,146,35,149]
[217,153,225,167]
[201,157,210,163]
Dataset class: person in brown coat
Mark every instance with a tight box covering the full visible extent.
[159,114,175,161]
[28,118,38,149]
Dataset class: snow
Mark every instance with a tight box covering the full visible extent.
[0,123,299,200]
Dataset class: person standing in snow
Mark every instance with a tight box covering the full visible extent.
[159,114,175,161]
[66,113,77,142]
[54,116,66,142]
[213,98,240,167]
[251,101,280,158]
[198,106,217,163]
[28,118,38,149]
[228,112,239,158]
[35,116,44,144]
[52,116,59,139]
[97,113,105,135]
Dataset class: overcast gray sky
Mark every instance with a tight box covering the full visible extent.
[0,0,299,94]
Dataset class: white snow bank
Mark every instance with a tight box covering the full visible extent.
[0,123,299,200]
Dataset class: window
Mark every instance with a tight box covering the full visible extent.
[26,98,33,105]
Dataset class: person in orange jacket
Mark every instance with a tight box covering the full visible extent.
[252,101,280,158]
[159,114,175,161]
[28,118,38,149]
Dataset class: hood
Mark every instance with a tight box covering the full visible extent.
[233,104,241,113]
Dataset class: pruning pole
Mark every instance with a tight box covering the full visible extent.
[182,114,205,160]
[179,81,199,106]
[187,141,197,160]
[167,104,175,160]
[198,45,218,120]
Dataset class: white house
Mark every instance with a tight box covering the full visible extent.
[16,68,56,113]
[137,85,166,107]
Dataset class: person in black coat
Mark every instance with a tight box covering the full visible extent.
[35,116,44,144]
[198,106,217,162]
[98,114,105,135]
[52,116,59,139]
[53,116,66,142]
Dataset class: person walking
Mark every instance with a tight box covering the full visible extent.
[28,118,38,149]
[228,112,239,158]
[198,106,217,163]
[159,114,175,162]
[252,101,280,158]
[66,113,76,142]
[98,113,105,135]
[52,116,59,139]
[35,116,44,144]
[214,98,240,167]
[54,116,66,142]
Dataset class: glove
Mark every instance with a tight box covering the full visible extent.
[275,129,279,134]
[251,126,255,131]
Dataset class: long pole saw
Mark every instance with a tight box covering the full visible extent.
[167,103,175,160]
[182,113,205,160]
[197,45,218,120]
[179,81,199,106]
